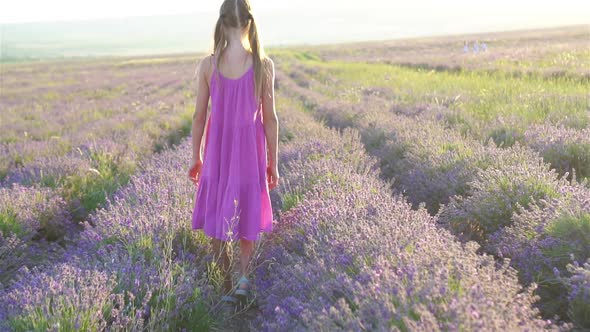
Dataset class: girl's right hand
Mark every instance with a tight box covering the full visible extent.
[188,159,203,186]
[267,165,280,191]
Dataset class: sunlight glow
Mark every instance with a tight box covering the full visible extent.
[2,0,588,25]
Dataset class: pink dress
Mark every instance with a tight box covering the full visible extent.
[192,56,273,241]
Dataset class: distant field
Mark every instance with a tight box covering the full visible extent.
[0,14,213,62]
[299,24,590,79]
[0,25,589,331]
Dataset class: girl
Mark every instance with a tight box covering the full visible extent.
[187,0,280,312]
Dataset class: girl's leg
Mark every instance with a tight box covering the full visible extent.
[211,238,233,294]
[238,238,254,289]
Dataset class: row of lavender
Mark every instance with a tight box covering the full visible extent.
[366,88,590,182]
[278,66,590,328]
[1,58,195,182]
[0,131,224,330]
[0,58,199,285]
[248,95,570,330]
[286,61,590,183]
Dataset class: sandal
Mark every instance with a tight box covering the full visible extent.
[234,275,250,300]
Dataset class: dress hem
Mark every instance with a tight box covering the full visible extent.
[192,226,273,241]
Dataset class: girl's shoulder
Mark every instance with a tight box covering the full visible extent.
[204,54,216,69]
[262,55,274,69]
[261,56,275,78]
[195,54,215,78]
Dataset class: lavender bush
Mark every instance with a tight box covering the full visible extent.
[277,69,489,215]
[0,184,75,284]
[0,136,224,331]
[0,184,72,239]
[1,263,118,331]
[490,182,590,328]
[276,61,585,328]
[524,123,590,180]
[436,142,570,244]
[250,96,569,331]
[564,259,590,328]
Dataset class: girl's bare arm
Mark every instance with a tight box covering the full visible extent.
[261,57,279,168]
[191,56,211,162]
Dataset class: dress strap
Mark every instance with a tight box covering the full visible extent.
[210,54,217,73]
[210,54,224,92]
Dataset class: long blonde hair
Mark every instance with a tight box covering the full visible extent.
[213,0,266,102]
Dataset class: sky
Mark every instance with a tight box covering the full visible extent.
[1,0,589,25]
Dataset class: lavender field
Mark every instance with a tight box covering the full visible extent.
[1,25,589,331]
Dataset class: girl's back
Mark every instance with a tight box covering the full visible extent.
[213,50,253,81]
[208,52,260,129]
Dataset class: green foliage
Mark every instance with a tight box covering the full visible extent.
[474,175,560,238]
[282,191,304,212]
[544,142,590,180]
[155,105,194,152]
[487,127,524,148]
[127,234,156,264]
[0,208,23,237]
[60,151,135,221]
[447,273,465,297]
[9,303,96,332]
[293,51,322,62]
[530,214,590,324]
[172,287,213,331]
[544,213,590,264]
